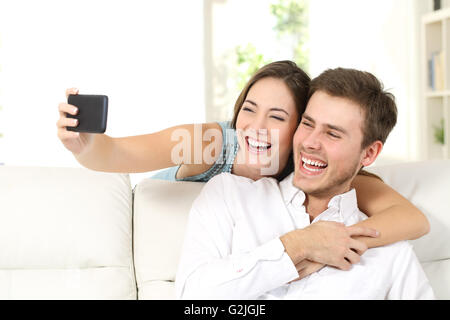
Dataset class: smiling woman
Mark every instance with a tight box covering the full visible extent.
[233,77,300,179]
[150,60,310,182]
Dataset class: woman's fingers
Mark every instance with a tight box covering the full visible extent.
[56,102,79,138]
[65,87,79,99]
[58,102,78,115]
[57,127,79,140]
[56,116,78,129]
[346,225,379,238]
[57,103,78,128]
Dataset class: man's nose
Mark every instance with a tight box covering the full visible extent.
[302,130,321,150]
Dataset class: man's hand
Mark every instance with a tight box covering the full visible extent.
[291,260,325,282]
[280,221,379,271]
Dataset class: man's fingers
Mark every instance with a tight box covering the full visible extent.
[347,225,379,238]
[294,260,326,280]
[348,239,368,255]
[344,250,361,265]
[337,259,352,271]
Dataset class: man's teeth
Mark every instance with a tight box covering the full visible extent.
[247,138,270,149]
[302,157,327,168]
[303,162,323,172]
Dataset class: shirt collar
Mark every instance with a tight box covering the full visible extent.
[325,188,358,221]
[279,173,358,221]
[279,173,304,205]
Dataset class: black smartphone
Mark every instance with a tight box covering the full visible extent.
[67,94,108,133]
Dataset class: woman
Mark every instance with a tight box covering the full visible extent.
[57,61,429,277]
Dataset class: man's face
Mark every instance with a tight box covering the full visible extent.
[292,90,366,198]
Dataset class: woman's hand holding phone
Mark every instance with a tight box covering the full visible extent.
[57,88,94,155]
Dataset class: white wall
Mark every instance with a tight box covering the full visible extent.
[0,0,205,185]
[443,0,450,9]
[309,0,429,165]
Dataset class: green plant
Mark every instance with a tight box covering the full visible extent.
[270,0,309,71]
[235,44,272,91]
[433,118,445,145]
[234,0,309,91]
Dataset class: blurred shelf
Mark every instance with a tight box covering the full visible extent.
[422,9,450,160]
[426,90,450,97]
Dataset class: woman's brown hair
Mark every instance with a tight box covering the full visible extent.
[231,60,311,130]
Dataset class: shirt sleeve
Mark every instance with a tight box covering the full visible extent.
[387,242,435,300]
[175,175,298,300]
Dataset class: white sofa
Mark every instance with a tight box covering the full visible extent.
[0,161,449,300]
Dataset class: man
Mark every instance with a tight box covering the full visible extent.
[175,68,434,300]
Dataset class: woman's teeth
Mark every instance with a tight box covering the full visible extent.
[247,137,271,150]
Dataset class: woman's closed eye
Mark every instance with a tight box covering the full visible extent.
[270,115,286,121]
[242,107,255,113]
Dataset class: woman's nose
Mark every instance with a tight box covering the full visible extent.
[249,115,268,134]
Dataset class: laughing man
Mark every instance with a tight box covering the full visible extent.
[175,68,434,300]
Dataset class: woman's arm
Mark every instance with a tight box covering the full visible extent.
[74,122,223,175]
[60,89,223,175]
[351,173,430,248]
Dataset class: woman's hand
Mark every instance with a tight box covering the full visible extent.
[56,88,94,155]
[281,221,379,271]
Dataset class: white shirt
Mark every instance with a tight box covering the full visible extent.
[175,173,435,300]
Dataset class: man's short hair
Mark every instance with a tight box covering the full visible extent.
[308,68,398,149]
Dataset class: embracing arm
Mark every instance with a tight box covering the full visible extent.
[351,173,430,248]
[286,174,430,280]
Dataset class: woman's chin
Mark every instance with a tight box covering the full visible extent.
[235,146,286,178]
[244,159,283,178]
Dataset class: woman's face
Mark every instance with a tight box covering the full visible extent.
[235,77,300,177]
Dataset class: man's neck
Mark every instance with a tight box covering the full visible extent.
[304,197,329,222]
[304,185,352,222]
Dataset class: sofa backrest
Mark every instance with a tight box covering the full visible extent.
[133,179,204,299]
[366,160,450,300]
[134,160,450,300]
[0,166,136,299]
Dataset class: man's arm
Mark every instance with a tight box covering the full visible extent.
[280,221,378,271]
[175,176,298,300]
[175,207,298,300]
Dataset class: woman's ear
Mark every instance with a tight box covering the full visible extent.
[361,141,383,167]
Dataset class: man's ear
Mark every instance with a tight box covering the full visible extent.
[361,141,383,167]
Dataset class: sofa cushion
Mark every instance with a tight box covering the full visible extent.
[133,178,204,300]
[0,166,136,299]
[366,160,450,300]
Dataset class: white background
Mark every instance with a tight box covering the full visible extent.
[0,0,205,185]
[0,0,447,186]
